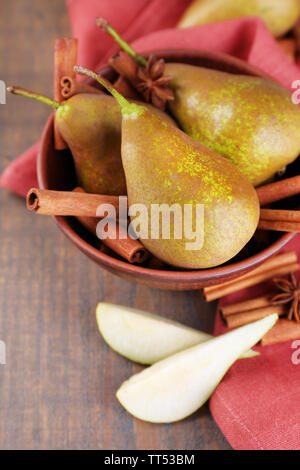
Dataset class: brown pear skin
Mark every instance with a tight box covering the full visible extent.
[164,63,300,187]
[55,93,176,195]
[178,0,300,38]
[75,66,260,269]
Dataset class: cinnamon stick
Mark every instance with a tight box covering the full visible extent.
[261,319,300,346]
[100,221,149,263]
[204,252,297,299]
[54,38,78,102]
[113,76,141,99]
[108,51,139,85]
[53,39,103,150]
[73,187,149,264]
[26,188,121,218]
[221,294,275,317]
[203,252,299,301]
[204,264,300,301]
[258,209,300,233]
[60,75,104,99]
[225,305,286,329]
[258,219,300,233]
[256,175,300,206]
[260,209,300,222]
[54,38,78,150]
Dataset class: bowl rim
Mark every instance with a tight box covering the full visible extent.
[37,48,295,284]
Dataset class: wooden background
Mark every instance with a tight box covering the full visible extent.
[0,1,230,450]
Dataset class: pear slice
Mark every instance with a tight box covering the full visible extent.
[96,303,259,364]
[116,314,278,423]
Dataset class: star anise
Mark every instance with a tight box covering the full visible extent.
[271,274,300,322]
[109,51,174,110]
[135,55,174,110]
[96,17,174,110]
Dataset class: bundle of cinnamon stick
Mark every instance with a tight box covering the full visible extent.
[27,187,149,264]
[221,296,300,346]
[203,251,299,301]
[221,295,286,329]
[256,174,300,232]
[203,251,300,346]
[26,177,300,267]
[259,208,300,233]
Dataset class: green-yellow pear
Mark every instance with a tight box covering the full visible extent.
[164,63,300,186]
[8,87,175,195]
[178,0,300,38]
[75,66,260,269]
[95,19,300,186]
[96,302,259,364]
[116,314,278,423]
[56,93,127,195]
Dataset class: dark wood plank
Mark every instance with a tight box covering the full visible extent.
[0,0,231,450]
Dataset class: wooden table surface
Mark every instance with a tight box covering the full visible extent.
[0,1,231,450]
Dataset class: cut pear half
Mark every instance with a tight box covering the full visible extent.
[116,314,278,423]
[96,302,259,364]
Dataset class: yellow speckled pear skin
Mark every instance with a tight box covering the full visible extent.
[165,63,300,186]
[178,0,300,38]
[74,66,260,269]
[120,104,259,269]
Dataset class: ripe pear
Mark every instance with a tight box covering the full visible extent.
[96,19,300,186]
[76,66,260,269]
[164,63,300,186]
[57,93,126,195]
[96,302,259,364]
[178,0,300,38]
[8,87,175,195]
[116,314,278,423]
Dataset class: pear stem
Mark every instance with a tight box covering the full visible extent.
[95,17,147,68]
[74,65,130,108]
[7,86,60,109]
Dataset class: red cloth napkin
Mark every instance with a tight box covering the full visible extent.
[0,142,39,197]
[1,0,300,450]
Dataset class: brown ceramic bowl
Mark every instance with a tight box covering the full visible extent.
[38,49,296,290]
